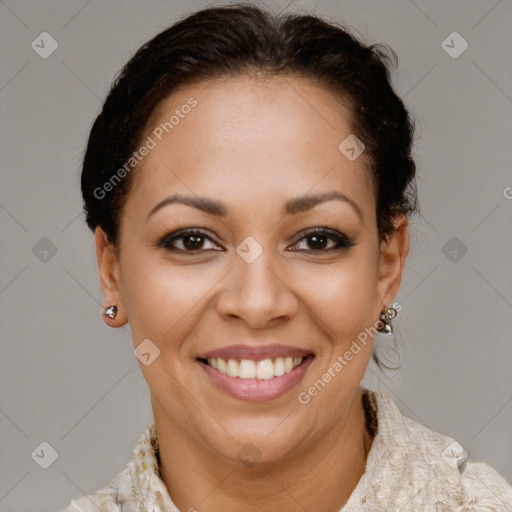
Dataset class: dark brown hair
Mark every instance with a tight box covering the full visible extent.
[81,2,419,370]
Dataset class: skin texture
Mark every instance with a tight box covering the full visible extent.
[95,73,410,512]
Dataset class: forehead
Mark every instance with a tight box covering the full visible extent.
[128,73,375,220]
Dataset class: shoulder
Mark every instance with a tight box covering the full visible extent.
[57,470,124,512]
[56,422,160,512]
[57,422,178,512]
[459,460,512,510]
[348,390,512,511]
[394,395,512,509]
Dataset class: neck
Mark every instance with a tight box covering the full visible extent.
[154,389,373,512]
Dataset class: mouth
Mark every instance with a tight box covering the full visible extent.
[196,346,315,402]
[198,355,311,379]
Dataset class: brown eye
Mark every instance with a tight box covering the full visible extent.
[289,228,355,252]
[157,229,223,253]
[156,227,355,255]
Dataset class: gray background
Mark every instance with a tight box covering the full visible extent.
[1,0,511,510]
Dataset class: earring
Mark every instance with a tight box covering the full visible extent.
[101,305,118,319]
[376,305,397,335]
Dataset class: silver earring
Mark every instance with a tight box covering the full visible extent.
[101,305,118,319]
[376,305,397,335]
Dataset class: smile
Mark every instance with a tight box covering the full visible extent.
[202,356,305,379]
[197,351,315,402]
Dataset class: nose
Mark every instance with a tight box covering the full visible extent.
[216,246,299,329]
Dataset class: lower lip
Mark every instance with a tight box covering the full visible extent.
[198,356,314,402]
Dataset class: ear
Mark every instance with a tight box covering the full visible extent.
[376,215,410,309]
[95,226,127,327]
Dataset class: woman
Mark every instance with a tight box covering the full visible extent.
[60,3,512,511]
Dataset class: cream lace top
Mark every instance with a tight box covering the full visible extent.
[59,389,512,511]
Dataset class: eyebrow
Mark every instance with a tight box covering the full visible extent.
[147,190,363,222]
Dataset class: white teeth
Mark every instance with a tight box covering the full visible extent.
[226,359,239,377]
[204,356,306,379]
[256,359,275,380]
[239,359,256,379]
[217,358,227,374]
[274,357,285,377]
[284,357,294,373]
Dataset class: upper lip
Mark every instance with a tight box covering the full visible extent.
[198,344,314,361]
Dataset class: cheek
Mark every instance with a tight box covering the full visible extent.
[295,250,379,337]
[119,253,220,343]
[298,256,379,406]
[119,253,184,338]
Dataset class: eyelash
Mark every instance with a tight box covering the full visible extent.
[155,227,356,254]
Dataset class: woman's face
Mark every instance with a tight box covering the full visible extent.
[96,73,408,464]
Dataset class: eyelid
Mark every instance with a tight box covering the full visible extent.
[293,226,354,243]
